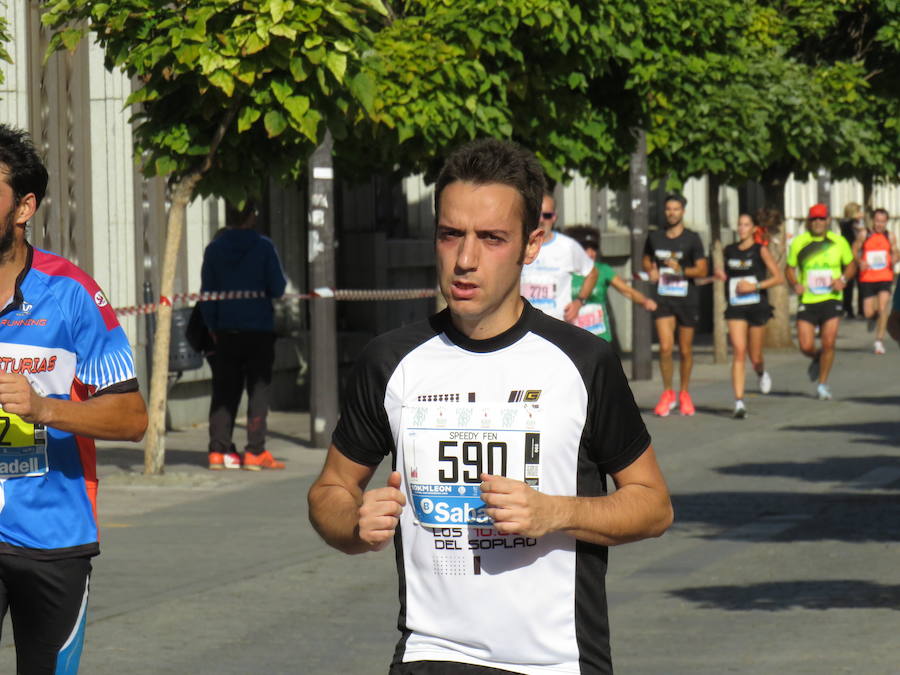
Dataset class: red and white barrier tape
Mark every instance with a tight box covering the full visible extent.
[113,288,438,316]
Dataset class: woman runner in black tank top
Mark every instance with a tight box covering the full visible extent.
[714,213,784,418]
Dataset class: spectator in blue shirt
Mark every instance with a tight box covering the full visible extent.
[200,204,287,470]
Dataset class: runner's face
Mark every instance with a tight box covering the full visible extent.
[538,195,556,239]
[0,173,26,258]
[873,212,888,232]
[664,200,684,228]
[436,181,541,337]
[809,217,828,236]
[737,215,754,242]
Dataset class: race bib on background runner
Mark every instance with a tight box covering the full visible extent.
[729,276,760,306]
[574,303,607,335]
[0,407,48,478]
[658,273,688,297]
[401,403,542,528]
[521,276,556,306]
[865,250,888,271]
[806,269,834,295]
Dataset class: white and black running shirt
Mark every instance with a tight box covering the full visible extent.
[521,231,595,320]
[333,302,650,674]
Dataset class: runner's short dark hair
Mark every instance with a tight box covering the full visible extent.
[434,139,545,239]
[664,193,687,207]
[0,125,48,208]
[873,207,889,219]
[565,225,600,252]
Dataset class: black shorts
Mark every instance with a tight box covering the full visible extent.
[725,304,773,326]
[859,280,893,299]
[652,299,700,328]
[0,554,91,674]
[797,299,843,326]
[391,662,513,675]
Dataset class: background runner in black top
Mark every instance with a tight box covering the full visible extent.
[715,213,784,418]
[641,194,708,417]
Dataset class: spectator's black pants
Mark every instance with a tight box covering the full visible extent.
[208,331,276,454]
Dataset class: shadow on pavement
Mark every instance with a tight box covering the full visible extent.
[672,491,900,541]
[669,580,900,611]
[843,394,900,407]
[780,421,900,447]
[716,455,900,484]
[98,447,209,469]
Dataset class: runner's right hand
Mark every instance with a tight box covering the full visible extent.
[358,471,406,551]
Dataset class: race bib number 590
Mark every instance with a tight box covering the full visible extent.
[401,403,542,528]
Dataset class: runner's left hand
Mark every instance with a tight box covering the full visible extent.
[0,373,46,424]
[736,280,757,295]
[563,301,580,323]
[480,473,556,538]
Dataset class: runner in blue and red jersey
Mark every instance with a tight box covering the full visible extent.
[0,125,147,674]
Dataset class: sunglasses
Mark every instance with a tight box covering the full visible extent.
[541,211,555,219]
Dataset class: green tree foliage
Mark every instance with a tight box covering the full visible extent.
[41,0,390,205]
[339,0,644,185]
[0,9,11,84]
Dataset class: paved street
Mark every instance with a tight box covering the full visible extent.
[0,318,897,674]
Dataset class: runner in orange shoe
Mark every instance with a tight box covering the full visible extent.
[642,195,708,416]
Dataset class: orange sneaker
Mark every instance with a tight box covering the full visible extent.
[242,450,285,471]
[654,390,677,417]
[208,452,225,470]
[679,390,696,416]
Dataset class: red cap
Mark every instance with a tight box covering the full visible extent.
[808,203,829,219]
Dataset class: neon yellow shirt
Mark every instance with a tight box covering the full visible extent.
[787,230,853,304]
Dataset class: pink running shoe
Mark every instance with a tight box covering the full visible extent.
[654,390,677,417]
[679,390,696,416]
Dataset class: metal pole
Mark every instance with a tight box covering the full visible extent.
[144,280,155,385]
[629,130,653,380]
[308,131,339,448]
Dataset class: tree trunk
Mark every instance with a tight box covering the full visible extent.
[862,173,874,227]
[707,175,727,363]
[143,174,202,474]
[761,178,792,348]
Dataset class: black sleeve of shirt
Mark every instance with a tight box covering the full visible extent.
[587,349,651,475]
[690,232,707,265]
[331,343,394,467]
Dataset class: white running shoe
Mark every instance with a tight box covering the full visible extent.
[816,383,832,400]
[874,340,886,355]
[733,400,747,419]
[758,371,772,394]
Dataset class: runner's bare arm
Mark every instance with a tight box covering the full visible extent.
[785,266,803,295]
[610,275,656,311]
[308,445,405,554]
[564,266,598,322]
[681,257,708,279]
[758,245,785,290]
[642,254,659,282]
[836,260,857,288]
[480,445,673,546]
[0,373,147,441]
